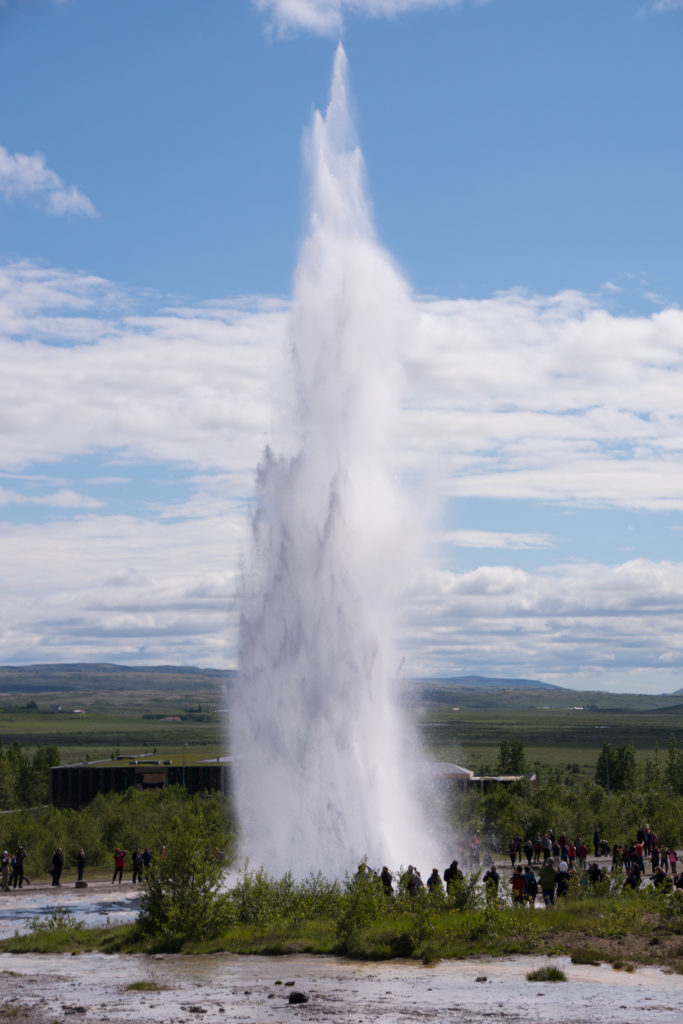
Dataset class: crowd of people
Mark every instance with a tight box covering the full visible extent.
[500,823,682,905]
[111,845,160,884]
[376,859,467,897]
[0,843,169,890]
[367,822,682,908]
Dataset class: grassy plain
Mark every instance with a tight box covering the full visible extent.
[1,665,682,774]
[413,682,683,779]
[0,664,228,763]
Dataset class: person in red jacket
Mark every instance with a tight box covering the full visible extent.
[112,847,126,884]
[509,865,526,905]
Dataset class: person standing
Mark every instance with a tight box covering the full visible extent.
[77,848,86,882]
[444,859,463,892]
[426,867,442,893]
[556,861,571,898]
[539,859,559,906]
[524,865,538,908]
[551,838,561,868]
[51,847,63,886]
[576,837,588,870]
[1,851,10,891]
[406,865,423,896]
[514,834,523,863]
[112,847,125,884]
[131,847,144,884]
[509,865,526,905]
[483,863,500,896]
[541,833,552,861]
[12,846,26,888]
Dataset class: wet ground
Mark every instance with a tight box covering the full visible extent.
[1,950,682,1024]
[0,880,140,938]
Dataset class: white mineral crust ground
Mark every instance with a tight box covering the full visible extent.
[1,951,682,1024]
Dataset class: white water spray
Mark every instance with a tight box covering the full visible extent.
[232,45,439,879]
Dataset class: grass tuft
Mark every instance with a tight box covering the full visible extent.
[526,965,567,982]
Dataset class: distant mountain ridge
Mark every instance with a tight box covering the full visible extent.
[418,674,564,691]
[0,664,559,692]
[0,663,230,677]
[0,662,235,694]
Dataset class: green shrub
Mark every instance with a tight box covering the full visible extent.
[137,812,230,944]
[28,906,82,933]
[526,965,566,982]
[336,870,386,952]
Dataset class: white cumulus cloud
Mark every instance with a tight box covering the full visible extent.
[0,145,97,217]
[253,0,468,35]
[2,258,683,688]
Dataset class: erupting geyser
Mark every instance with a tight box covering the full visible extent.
[232,45,438,878]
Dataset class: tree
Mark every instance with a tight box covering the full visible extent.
[497,740,527,774]
[666,735,683,795]
[595,743,636,793]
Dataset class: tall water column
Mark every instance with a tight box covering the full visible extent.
[232,45,438,878]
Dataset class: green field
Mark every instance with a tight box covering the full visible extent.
[0,664,227,764]
[0,664,682,777]
[413,682,683,780]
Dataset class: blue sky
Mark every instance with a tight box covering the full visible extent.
[1,0,683,692]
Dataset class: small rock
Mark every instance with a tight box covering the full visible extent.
[284,980,296,986]
[475,976,487,983]
[288,991,309,1005]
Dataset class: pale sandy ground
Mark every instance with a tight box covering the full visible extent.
[1,951,683,1024]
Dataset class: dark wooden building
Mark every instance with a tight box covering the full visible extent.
[49,756,231,809]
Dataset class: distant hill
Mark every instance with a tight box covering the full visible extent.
[417,674,565,691]
[0,665,562,695]
[0,663,234,694]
